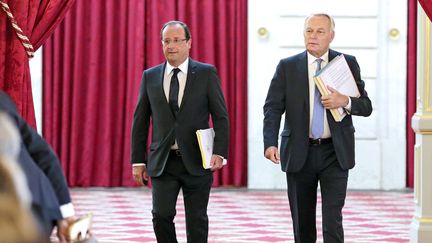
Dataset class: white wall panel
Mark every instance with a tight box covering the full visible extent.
[248,0,407,190]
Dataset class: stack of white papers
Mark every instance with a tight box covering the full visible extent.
[313,54,360,122]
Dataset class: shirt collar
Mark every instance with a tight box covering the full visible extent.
[307,51,329,65]
[166,58,189,75]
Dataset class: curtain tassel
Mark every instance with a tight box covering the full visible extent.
[0,1,35,58]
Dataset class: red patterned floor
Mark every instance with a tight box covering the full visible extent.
[66,188,413,243]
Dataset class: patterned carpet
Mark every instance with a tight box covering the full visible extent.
[65,188,413,243]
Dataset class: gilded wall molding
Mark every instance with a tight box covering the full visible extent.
[424,17,431,112]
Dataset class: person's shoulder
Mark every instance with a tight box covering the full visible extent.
[0,91,10,102]
[343,53,356,62]
[190,59,215,70]
[144,63,165,74]
[0,91,16,112]
[278,51,307,66]
[331,50,361,71]
[331,49,356,61]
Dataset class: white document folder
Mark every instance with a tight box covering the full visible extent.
[196,128,227,169]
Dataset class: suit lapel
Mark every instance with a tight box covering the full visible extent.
[297,51,310,116]
[328,49,338,62]
[157,63,170,106]
[326,49,340,123]
[179,59,197,111]
[156,62,176,119]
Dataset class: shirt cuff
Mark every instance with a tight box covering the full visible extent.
[133,163,146,167]
[344,96,352,113]
[60,203,75,218]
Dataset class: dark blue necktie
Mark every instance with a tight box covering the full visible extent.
[311,58,324,138]
[169,68,180,117]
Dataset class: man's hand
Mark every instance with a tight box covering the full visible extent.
[56,216,77,242]
[133,165,149,186]
[322,86,349,109]
[210,155,224,171]
[264,146,280,164]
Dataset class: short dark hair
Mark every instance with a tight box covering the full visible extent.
[160,20,192,40]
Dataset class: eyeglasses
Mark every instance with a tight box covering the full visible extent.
[161,39,188,46]
[304,29,328,36]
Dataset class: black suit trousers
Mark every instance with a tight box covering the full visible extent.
[151,152,213,243]
[286,142,348,243]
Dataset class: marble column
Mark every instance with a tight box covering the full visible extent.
[410,4,432,243]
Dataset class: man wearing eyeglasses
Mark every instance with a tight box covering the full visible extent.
[131,20,229,243]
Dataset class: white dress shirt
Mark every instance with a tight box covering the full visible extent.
[164,58,189,107]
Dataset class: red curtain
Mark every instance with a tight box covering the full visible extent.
[407,0,418,188]
[0,0,74,127]
[419,0,432,19]
[43,1,146,186]
[43,0,247,187]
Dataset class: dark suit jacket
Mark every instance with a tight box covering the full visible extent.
[263,50,372,172]
[131,59,229,177]
[0,91,71,224]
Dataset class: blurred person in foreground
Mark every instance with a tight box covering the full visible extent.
[0,163,45,243]
[263,13,372,242]
[0,112,45,242]
[0,91,77,242]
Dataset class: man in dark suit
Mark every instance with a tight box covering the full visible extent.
[263,13,372,243]
[131,20,229,243]
[0,91,75,242]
